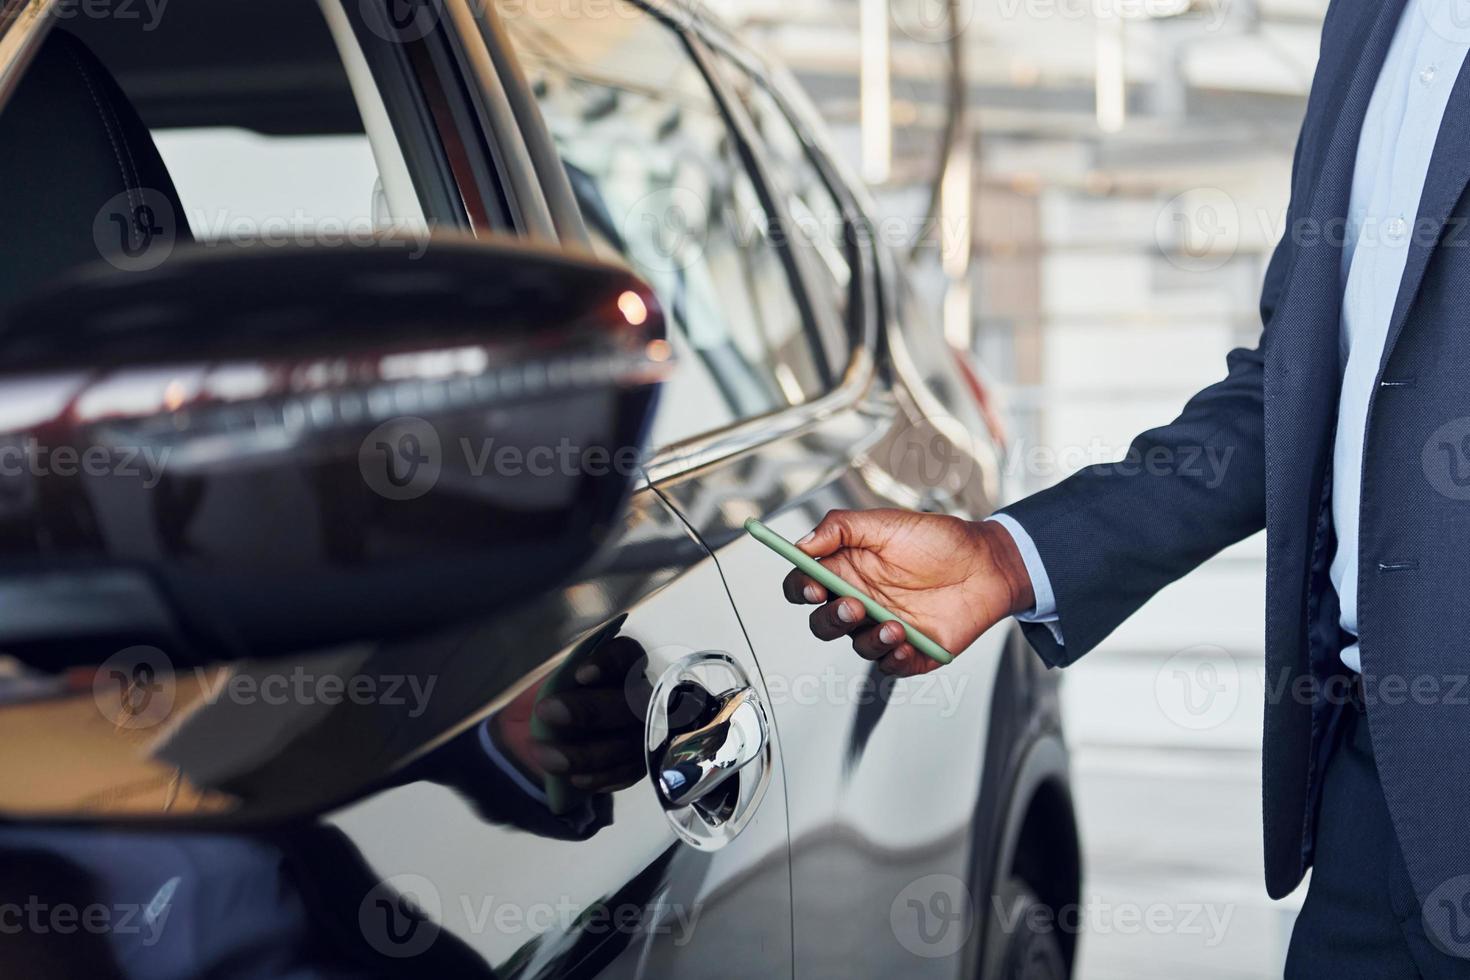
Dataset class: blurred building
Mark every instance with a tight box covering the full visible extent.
[719,1,1329,976]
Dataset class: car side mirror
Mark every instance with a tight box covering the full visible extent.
[0,234,670,660]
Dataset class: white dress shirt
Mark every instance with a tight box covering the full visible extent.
[991,0,1470,670]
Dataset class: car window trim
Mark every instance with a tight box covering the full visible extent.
[439,0,557,241]
[679,30,842,390]
[471,0,592,249]
[338,0,479,231]
[638,7,882,484]
[698,38,868,366]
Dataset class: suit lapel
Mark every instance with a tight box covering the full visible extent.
[1377,57,1470,375]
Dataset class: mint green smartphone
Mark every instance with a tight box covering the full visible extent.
[744,517,953,665]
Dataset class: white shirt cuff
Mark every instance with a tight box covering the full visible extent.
[985,513,1064,646]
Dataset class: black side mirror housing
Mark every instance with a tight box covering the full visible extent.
[0,235,670,660]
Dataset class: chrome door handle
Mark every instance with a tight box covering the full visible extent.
[651,687,768,809]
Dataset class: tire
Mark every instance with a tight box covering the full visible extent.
[989,877,1068,980]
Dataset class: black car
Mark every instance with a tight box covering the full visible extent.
[0,0,1080,976]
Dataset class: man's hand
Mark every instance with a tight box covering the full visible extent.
[782,509,1034,676]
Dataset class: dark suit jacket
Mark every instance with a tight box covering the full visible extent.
[1002,0,1470,903]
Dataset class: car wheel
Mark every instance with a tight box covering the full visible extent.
[991,877,1068,980]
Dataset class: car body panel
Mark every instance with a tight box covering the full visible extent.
[0,0,1078,974]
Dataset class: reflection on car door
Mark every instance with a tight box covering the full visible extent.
[316,482,794,977]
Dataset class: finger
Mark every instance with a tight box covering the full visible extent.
[797,508,878,559]
[877,643,916,676]
[851,621,906,661]
[535,688,641,732]
[570,635,645,687]
[808,596,867,641]
[783,568,828,605]
[878,643,941,677]
[535,739,639,774]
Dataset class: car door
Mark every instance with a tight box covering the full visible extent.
[312,476,795,979]
[0,3,794,978]
[641,35,1016,979]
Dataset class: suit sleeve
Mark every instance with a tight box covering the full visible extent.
[997,133,1306,668]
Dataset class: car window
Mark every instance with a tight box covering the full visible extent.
[68,0,430,247]
[153,5,428,242]
[500,0,832,448]
[153,128,416,239]
[710,56,854,351]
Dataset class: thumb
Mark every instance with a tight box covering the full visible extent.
[796,509,889,559]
